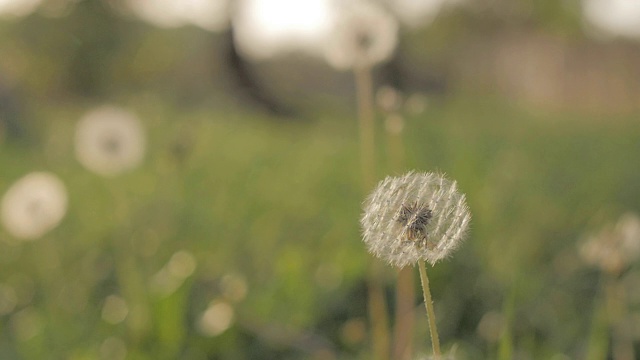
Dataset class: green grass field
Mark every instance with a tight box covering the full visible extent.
[1,92,639,359]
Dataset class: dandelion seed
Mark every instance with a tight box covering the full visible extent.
[1,172,68,240]
[361,171,471,267]
[324,1,398,70]
[75,105,146,177]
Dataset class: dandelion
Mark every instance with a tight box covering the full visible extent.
[101,295,129,325]
[324,1,398,71]
[405,93,429,115]
[150,250,197,297]
[99,337,127,360]
[75,105,146,177]
[198,300,234,336]
[361,171,471,268]
[376,85,403,114]
[361,171,470,359]
[579,213,640,275]
[582,0,640,39]
[1,172,68,240]
[579,213,640,360]
[220,272,249,302]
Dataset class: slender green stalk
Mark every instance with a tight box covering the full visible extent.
[392,266,415,360]
[586,275,610,360]
[108,183,150,343]
[354,63,390,360]
[418,261,441,359]
[30,237,65,350]
[605,274,635,360]
[355,64,375,189]
[368,266,391,360]
[498,278,516,360]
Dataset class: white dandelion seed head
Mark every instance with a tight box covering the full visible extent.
[1,172,68,240]
[75,106,146,177]
[324,0,398,71]
[361,171,471,267]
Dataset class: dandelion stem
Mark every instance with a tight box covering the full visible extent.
[418,260,441,359]
[392,266,415,360]
[354,63,390,360]
[355,64,375,189]
[367,268,391,360]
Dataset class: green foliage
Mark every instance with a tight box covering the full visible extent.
[1,92,639,358]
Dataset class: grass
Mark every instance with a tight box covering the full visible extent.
[0,92,639,359]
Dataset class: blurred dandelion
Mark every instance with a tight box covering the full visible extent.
[11,307,43,341]
[100,337,127,360]
[198,300,235,337]
[580,213,640,360]
[150,250,197,297]
[579,213,640,275]
[582,0,640,39]
[1,172,68,240]
[361,171,471,267]
[101,295,129,325]
[0,0,42,18]
[385,114,405,135]
[220,272,248,302]
[75,105,146,177]
[405,93,429,115]
[324,1,398,71]
[376,85,403,114]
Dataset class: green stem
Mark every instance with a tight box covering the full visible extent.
[354,64,390,360]
[418,261,441,359]
[355,64,375,189]
[392,266,415,360]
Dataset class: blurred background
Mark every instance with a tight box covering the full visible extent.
[1,0,640,359]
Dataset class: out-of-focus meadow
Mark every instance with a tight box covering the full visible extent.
[1,0,640,359]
